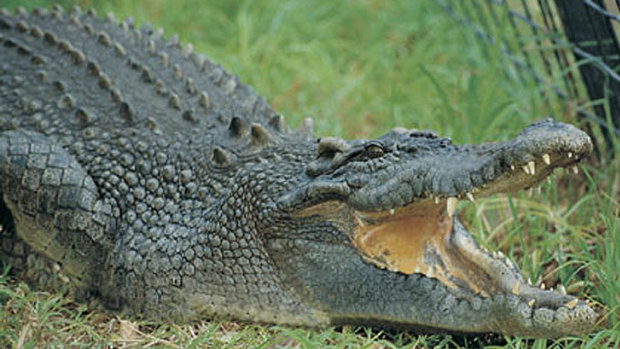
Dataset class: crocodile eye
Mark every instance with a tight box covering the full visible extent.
[365,143,385,158]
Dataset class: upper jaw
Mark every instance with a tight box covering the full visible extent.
[278,119,591,214]
[347,119,592,212]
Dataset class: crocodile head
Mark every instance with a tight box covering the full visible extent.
[268,118,596,337]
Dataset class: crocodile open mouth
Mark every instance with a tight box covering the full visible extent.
[352,149,588,305]
[354,201,492,295]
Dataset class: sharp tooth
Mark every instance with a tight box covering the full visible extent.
[389,208,395,215]
[565,299,578,309]
[568,152,573,158]
[426,268,435,278]
[446,197,458,216]
[434,196,440,204]
[558,284,567,295]
[522,165,530,175]
[528,299,536,307]
[571,166,578,174]
[542,153,551,165]
[511,280,521,295]
[466,192,475,202]
[528,161,536,175]
[540,283,546,290]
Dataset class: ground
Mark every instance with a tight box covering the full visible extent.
[0,0,618,348]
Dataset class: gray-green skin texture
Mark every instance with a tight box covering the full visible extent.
[0,6,597,337]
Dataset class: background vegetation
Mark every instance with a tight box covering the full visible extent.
[1,0,618,348]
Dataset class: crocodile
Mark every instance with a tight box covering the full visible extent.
[0,6,597,338]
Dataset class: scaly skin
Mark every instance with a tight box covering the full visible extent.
[0,6,597,337]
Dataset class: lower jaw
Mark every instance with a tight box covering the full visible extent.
[352,206,598,336]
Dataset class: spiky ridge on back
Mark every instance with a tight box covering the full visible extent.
[0,4,307,152]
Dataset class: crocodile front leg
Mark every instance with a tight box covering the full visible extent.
[0,129,114,291]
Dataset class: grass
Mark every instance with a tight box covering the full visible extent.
[1,0,619,347]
